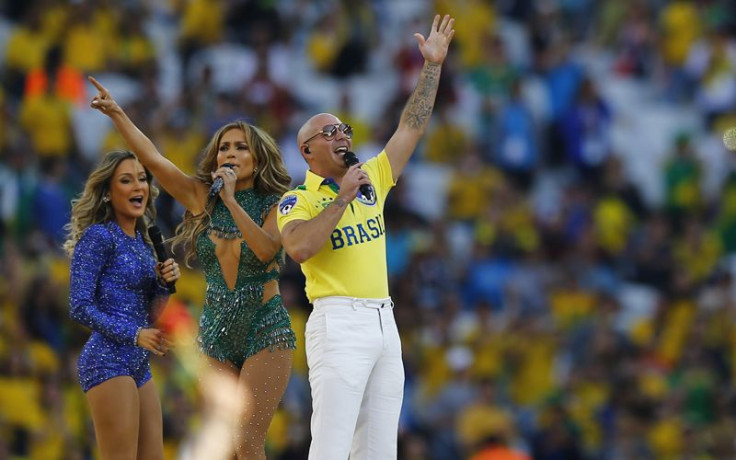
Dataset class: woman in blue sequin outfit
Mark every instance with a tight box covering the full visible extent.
[90,76,296,459]
[63,150,180,459]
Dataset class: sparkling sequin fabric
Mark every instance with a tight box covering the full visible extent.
[197,189,296,368]
[70,222,169,392]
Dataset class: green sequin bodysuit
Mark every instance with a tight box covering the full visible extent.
[196,189,296,369]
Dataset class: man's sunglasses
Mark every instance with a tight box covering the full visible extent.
[304,123,353,144]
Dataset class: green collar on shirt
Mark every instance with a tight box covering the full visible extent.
[304,169,340,194]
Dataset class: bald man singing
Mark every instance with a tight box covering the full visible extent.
[277,14,455,460]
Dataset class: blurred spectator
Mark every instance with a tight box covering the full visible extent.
[612,0,656,79]
[530,403,584,460]
[330,0,377,78]
[306,13,344,74]
[424,103,469,163]
[24,45,86,107]
[3,6,50,95]
[178,0,225,72]
[415,345,477,460]
[593,190,635,257]
[600,155,647,219]
[659,0,701,100]
[61,2,112,74]
[394,16,429,97]
[156,110,205,177]
[32,158,72,249]
[475,181,538,255]
[467,33,517,108]
[19,78,75,159]
[628,212,674,290]
[113,10,156,79]
[0,87,9,151]
[491,79,539,190]
[457,378,523,457]
[446,147,503,222]
[436,0,496,68]
[685,23,736,125]
[714,172,736,252]
[561,77,612,183]
[22,275,66,352]
[672,217,722,284]
[0,143,37,243]
[241,34,296,134]
[660,0,701,69]
[663,132,703,222]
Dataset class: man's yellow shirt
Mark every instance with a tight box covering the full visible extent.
[277,151,395,303]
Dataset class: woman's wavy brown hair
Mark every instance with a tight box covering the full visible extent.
[63,150,159,257]
[172,121,291,265]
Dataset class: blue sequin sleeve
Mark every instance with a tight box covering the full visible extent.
[69,225,139,345]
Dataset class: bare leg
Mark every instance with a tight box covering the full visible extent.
[234,348,294,460]
[86,376,140,460]
[136,380,164,460]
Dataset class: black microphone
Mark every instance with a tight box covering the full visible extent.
[343,151,374,201]
[148,225,176,294]
[208,163,235,198]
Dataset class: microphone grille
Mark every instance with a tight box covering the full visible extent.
[343,151,359,166]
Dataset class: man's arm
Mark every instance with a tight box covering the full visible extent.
[385,14,455,182]
[280,198,348,264]
[281,165,369,263]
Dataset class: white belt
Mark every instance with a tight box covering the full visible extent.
[314,296,394,310]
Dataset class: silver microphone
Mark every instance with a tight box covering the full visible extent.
[208,163,235,198]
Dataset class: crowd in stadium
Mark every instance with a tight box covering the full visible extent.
[1,0,736,458]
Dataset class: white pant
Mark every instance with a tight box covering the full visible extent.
[306,296,404,460]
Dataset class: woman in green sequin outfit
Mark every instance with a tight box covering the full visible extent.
[89,76,296,459]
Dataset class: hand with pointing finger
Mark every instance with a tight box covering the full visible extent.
[88,75,123,117]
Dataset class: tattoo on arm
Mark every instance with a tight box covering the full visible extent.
[404,62,441,130]
[332,197,347,209]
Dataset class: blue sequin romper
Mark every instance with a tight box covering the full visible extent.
[70,222,169,392]
[196,189,296,368]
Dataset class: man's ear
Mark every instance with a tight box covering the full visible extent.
[303,145,311,154]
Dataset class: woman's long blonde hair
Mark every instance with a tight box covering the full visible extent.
[172,121,291,265]
[63,150,159,257]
